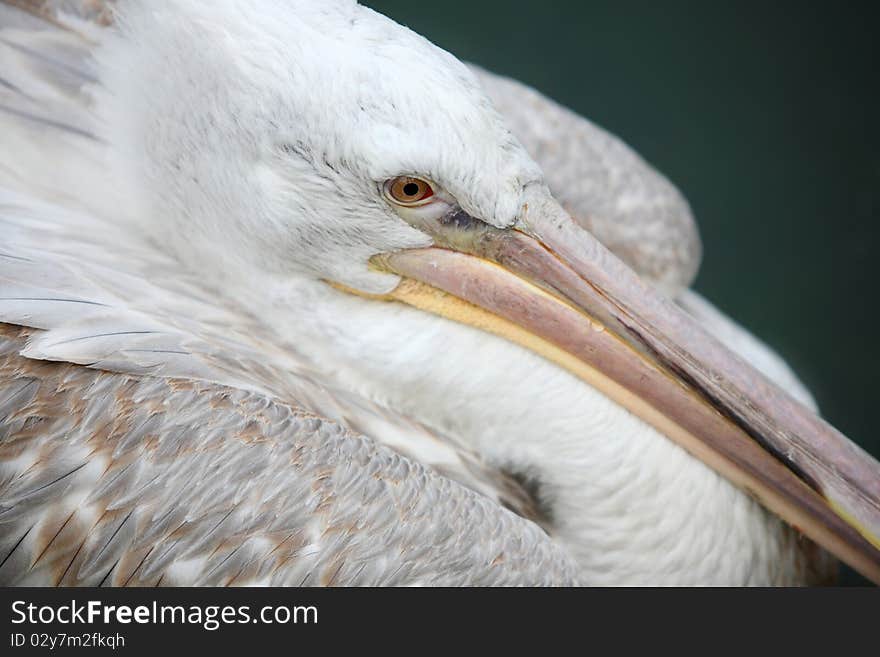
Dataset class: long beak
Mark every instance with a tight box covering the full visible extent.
[363,187,880,583]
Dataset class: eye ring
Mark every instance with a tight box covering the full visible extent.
[384,176,436,206]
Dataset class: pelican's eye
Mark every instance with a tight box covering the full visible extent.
[384,176,435,206]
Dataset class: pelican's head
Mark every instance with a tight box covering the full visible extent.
[99,0,546,295]
[97,0,880,582]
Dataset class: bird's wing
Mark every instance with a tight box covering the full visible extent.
[0,324,578,585]
[469,64,702,297]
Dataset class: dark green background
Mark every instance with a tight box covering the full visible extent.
[367,1,879,582]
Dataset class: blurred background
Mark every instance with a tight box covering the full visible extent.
[368,0,879,583]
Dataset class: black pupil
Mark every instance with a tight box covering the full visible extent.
[403,182,421,197]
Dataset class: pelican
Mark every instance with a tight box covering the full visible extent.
[0,0,878,586]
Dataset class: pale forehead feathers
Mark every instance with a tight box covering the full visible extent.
[105,0,541,225]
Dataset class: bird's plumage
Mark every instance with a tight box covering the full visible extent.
[0,324,579,586]
[0,0,848,585]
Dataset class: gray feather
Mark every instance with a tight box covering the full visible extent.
[0,326,580,585]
